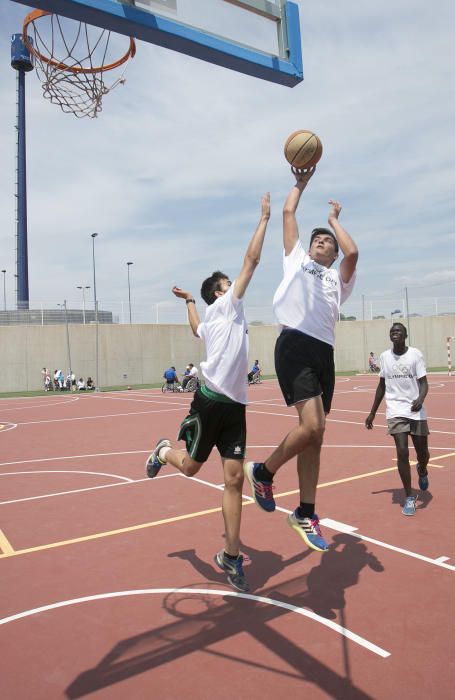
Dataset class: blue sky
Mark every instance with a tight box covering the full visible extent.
[1,0,455,323]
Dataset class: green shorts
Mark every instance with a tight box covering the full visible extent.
[387,417,429,436]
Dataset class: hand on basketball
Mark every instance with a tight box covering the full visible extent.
[291,165,316,187]
[328,199,342,224]
[172,286,192,301]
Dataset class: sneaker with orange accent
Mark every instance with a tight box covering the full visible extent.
[287,510,329,551]
[243,462,275,512]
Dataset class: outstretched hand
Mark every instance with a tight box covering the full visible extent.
[172,286,193,301]
[291,165,316,188]
[261,192,271,219]
[328,199,342,224]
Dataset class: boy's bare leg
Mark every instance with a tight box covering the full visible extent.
[297,443,321,505]
[161,447,203,478]
[265,396,326,475]
[392,433,412,496]
[221,458,244,556]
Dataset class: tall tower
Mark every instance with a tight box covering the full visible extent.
[11,34,34,311]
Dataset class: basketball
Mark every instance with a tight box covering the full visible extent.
[284,130,323,169]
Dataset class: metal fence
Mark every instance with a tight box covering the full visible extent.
[0,295,454,326]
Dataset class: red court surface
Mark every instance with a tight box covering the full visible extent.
[1,375,454,699]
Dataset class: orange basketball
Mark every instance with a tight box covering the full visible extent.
[284,130,323,169]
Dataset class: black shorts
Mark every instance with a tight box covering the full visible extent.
[177,387,246,463]
[275,328,335,413]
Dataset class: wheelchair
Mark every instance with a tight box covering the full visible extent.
[162,381,179,393]
[181,376,199,392]
[248,371,262,385]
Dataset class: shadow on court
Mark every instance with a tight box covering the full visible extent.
[371,487,433,511]
[65,538,384,699]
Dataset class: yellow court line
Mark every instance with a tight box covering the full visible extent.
[0,506,223,559]
[0,529,15,555]
[0,459,450,560]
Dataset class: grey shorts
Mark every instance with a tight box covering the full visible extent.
[387,417,430,436]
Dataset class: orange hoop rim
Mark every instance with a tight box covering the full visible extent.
[23,9,136,75]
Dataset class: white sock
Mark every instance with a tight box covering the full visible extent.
[159,446,171,463]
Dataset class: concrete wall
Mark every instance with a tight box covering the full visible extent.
[1,316,454,392]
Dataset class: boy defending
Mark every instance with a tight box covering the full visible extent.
[145,193,270,592]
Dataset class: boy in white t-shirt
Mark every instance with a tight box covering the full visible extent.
[145,193,270,592]
[365,322,430,516]
[244,167,358,553]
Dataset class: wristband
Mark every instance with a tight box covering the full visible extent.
[185,298,196,304]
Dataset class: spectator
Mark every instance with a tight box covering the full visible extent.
[163,366,179,389]
[77,377,86,391]
[368,352,380,373]
[248,360,261,383]
[181,363,198,390]
[86,377,95,390]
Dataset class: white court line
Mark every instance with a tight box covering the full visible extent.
[0,473,178,506]
[0,469,132,482]
[0,396,79,412]
[178,475,455,573]
[15,406,187,427]
[0,588,390,657]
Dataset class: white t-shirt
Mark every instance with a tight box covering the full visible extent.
[379,347,427,420]
[272,240,356,346]
[197,280,249,404]
[189,366,198,378]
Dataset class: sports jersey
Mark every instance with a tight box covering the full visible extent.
[197,280,248,404]
[379,347,427,420]
[272,240,356,346]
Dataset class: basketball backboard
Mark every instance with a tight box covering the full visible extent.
[11,0,303,86]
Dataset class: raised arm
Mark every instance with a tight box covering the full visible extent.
[172,286,201,337]
[234,192,270,300]
[327,200,359,283]
[282,167,315,256]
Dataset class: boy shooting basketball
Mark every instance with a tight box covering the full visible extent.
[145,193,270,592]
[244,167,358,552]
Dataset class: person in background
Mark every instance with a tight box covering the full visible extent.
[365,322,430,516]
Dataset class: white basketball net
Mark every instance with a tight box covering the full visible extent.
[24,13,136,119]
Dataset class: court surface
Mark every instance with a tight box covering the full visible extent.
[1,374,454,699]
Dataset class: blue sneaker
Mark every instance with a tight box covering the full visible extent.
[243,462,275,512]
[214,551,249,592]
[145,438,171,478]
[402,495,417,516]
[416,463,429,491]
[287,510,329,552]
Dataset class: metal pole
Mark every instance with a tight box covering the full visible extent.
[91,233,99,391]
[362,294,367,372]
[1,270,6,311]
[77,285,90,325]
[63,299,72,378]
[127,261,133,324]
[405,287,411,344]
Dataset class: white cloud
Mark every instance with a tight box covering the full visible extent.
[1,0,455,321]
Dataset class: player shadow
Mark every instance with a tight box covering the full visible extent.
[371,487,433,511]
[167,543,311,590]
[65,537,383,699]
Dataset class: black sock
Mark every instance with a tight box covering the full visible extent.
[255,463,274,482]
[224,551,239,561]
[297,503,315,519]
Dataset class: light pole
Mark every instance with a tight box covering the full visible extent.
[91,232,99,390]
[127,261,133,324]
[1,270,6,311]
[77,285,90,325]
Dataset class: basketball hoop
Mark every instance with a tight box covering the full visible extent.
[22,9,136,118]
